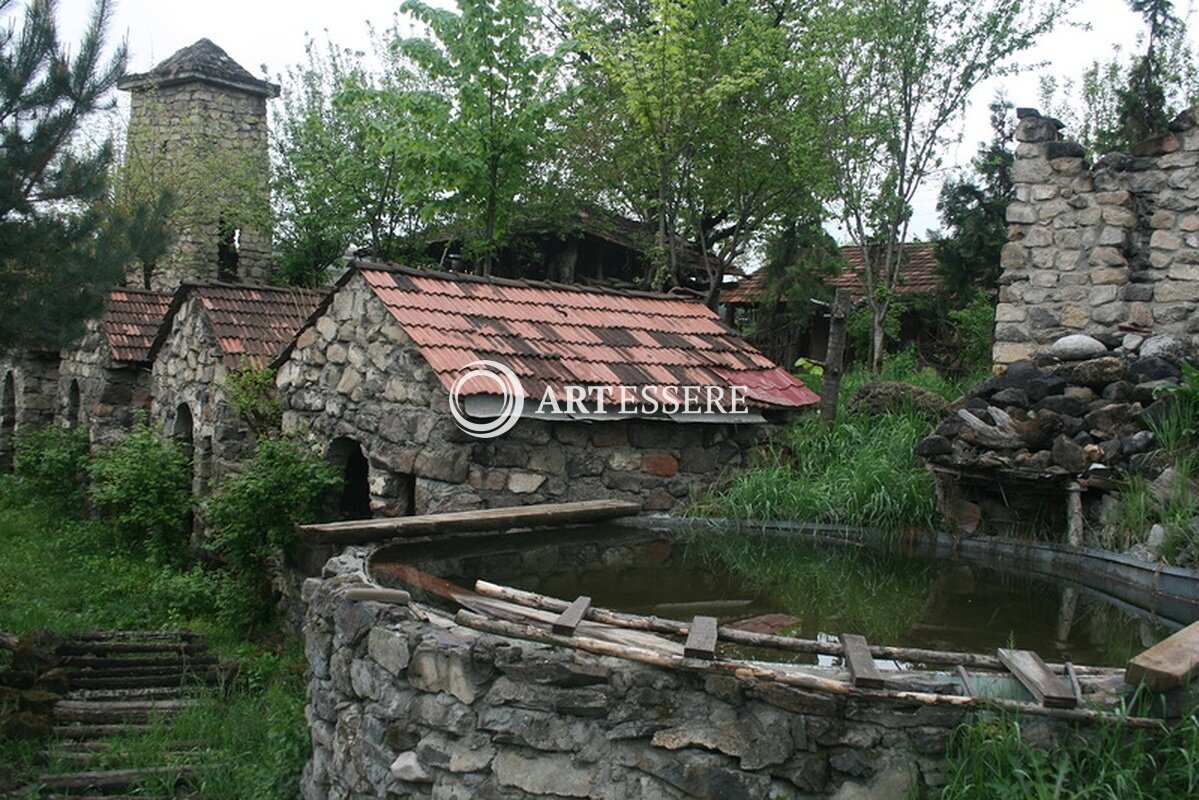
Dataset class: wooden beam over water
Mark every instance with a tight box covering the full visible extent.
[552,596,592,637]
[998,648,1077,709]
[684,616,718,660]
[1126,619,1199,692]
[841,633,885,689]
[298,499,642,545]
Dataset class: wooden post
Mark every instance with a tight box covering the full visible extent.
[820,288,851,425]
[1066,482,1085,548]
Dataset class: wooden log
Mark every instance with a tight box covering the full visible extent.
[62,656,219,671]
[343,587,411,605]
[683,616,718,660]
[56,641,204,657]
[1065,662,1083,705]
[552,596,591,637]
[998,648,1077,709]
[956,409,1024,449]
[52,723,154,740]
[35,765,207,792]
[841,633,885,689]
[472,580,1123,676]
[1067,483,1085,548]
[455,610,1160,728]
[69,630,203,642]
[298,499,641,544]
[1126,619,1199,692]
[956,665,977,699]
[54,699,196,724]
[0,631,18,651]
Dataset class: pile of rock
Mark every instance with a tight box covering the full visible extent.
[917,333,1194,479]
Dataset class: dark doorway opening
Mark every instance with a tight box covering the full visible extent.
[66,380,81,428]
[1,372,14,472]
[327,437,372,520]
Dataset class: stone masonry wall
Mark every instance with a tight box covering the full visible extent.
[277,274,763,515]
[125,83,272,290]
[150,295,253,497]
[994,108,1199,366]
[58,319,151,446]
[300,549,1002,800]
[0,353,59,469]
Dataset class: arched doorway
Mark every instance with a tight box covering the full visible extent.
[65,380,81,428]
[172,403,195,462]
[1,372,14,472]
[326,437,372,520]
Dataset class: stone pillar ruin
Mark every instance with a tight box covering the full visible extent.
[117,39,280,290]
[994,108,1199,367]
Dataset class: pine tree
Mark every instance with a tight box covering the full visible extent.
[0,0,127,352]
[1115,0,1182,147]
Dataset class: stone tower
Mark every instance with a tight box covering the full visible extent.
[118,39,280,290]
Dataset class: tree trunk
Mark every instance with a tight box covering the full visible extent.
[870,305,885,374]
[820,288,851,425]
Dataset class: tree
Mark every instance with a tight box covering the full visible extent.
[1116,0,1183,147]
[821,0,1067,372]
[396,0,568,276]
[0,0,127,351]
[273,31,446,286]
[568,0,834,306]
[933,97,1013,303]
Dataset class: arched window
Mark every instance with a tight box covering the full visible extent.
[173,403,195,462]
[66,380,81,428]
[1,372,14,473]
[326,437,372,520]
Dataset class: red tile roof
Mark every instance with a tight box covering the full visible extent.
[153,284,325,369]
[353,263,817,411]
[103,288,173,363]
[724,243,941,305]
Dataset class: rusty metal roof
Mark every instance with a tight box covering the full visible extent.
[356,263,817,411]
[151,283,325,369]
[103,288,173,363]
[724,243,942,305]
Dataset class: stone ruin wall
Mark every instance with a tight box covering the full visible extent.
[125,83,273,290]
[150,296,254,497]
[57,320,152,446]
[277,274,762,516]
[300,548,1030,800]
[0,353,60,468]
[994,108,1199,367]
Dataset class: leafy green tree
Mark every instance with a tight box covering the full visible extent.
[569,0,833,305]
[933,97,1013,303]
[0,0,127,351]
[273,32,444,285]
[821,0,1067,372]
[396,0,569,276]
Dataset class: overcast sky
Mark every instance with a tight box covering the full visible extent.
[48,0,1198,239]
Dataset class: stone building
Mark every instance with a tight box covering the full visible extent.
[56,288,173,445]
[994,107,1199,366]
[149,283,323,495]
[275,261,818,517]
[0,353,60,471]
[118,39,279,289]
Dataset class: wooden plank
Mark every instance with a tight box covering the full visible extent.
[841,634,885,689]
[298,499,641,544]
[1126,619,1199,692]
[956,665,976,698]
[1065,662,1083,705]
[997,648,1077,708]
[552,596,591,637]
[684,616,718,660]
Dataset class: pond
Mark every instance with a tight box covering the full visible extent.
[370,522,1175,668]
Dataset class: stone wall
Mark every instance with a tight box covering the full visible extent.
[300,549,999,800]
[58,320,152,446]
[150,295,252,497]
[124,83,273,289]
[994,108,1199,366]
[277,274,763,516]
[0,353,60,469]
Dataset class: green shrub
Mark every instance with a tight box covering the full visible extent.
[12,424,90,510]
[206,436,340,628]
[946,292,996,378]
[222,364,283,436]
[88,422,193,563]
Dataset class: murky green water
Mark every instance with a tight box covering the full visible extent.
[380,524,1174,668]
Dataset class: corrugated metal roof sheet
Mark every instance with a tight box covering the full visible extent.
[359,265,817,411]
[103,288,173,363]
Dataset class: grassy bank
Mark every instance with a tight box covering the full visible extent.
[697,352,976,532]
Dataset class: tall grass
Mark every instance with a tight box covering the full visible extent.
[699,352,968,532]
[942,710,1199,799]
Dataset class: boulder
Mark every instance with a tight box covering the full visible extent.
[1129,356,1181,383]
[915,435,953,458]
[1051,334,1107,361]
[1140,334,1193,364]
[1051,357,1127,389]
[1051,435,1089,473]
[991,388,1030,407]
